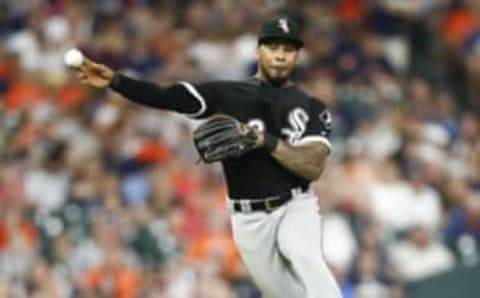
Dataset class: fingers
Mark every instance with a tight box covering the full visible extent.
[81,56,105,73]
[82,58,112,78]
[77,72,88,84]
[69,55,112,87]
[78,57,100,79]
[80,57,93,72]
[239,123,250,134]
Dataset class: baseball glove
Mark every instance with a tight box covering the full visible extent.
[193,115,258,163]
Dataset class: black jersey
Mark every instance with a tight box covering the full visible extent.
[110,75,332,199]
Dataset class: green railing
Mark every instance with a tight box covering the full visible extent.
[405,263,480,298]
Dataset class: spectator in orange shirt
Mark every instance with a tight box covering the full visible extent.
[82,248,140,298]
[0,202,37,251]
[443,1,480,46]
[4,72,47,111]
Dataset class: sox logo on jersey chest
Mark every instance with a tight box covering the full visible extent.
[281,107,309,144]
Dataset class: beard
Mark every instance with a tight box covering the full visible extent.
[259,64,290,87]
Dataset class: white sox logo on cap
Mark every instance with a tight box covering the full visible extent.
[278,18,290,34]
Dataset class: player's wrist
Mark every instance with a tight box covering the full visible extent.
[254,130,264,148]
[263,132,278,153]
[108,72,121,89]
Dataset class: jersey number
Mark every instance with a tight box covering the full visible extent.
[281,107,309,145]
[247,119,265,132]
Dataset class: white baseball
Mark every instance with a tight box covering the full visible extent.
[64,48,84,68]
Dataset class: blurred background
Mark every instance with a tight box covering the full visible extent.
[0,0,480,297]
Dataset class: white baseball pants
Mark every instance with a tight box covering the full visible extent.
[228,189,342,298]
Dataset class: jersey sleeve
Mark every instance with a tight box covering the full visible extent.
[109,74,221,119]
[295,98,333,152]
[177,81,221,119]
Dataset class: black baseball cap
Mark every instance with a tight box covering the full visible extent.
[258,17,303,48]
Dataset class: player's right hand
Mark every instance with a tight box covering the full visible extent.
[76,57,114,89]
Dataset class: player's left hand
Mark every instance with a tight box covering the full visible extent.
[193,115,259,163]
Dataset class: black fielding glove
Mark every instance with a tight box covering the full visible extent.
[193,115,258,163]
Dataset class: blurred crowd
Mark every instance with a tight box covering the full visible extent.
[0,0,480,297]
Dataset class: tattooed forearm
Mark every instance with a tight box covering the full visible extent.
[271,141,330,181]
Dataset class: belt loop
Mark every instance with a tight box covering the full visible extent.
[265,197,274,213]
[240,199,252,213]
[291,187,300,197]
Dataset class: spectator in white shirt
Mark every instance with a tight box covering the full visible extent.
[388,222,455,282]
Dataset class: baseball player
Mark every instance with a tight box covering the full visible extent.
[74,17,341,298]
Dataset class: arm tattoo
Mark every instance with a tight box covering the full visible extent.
[271,141,330,181]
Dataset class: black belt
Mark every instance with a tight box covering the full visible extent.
[228,186,307,213]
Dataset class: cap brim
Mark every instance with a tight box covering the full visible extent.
[258,36,303,48]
